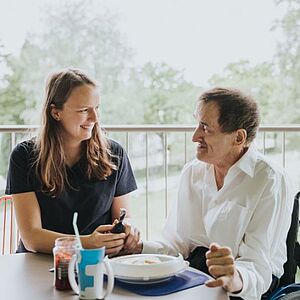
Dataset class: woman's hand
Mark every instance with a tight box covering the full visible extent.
[83,224,126,256]
[205,243,243,293]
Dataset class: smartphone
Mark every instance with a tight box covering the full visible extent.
[111,208,126,233]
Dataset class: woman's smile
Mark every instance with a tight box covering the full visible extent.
[80,124,94,130]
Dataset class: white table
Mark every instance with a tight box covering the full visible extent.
[0,253,229,299]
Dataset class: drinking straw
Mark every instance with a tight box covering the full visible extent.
[72,212,83,249]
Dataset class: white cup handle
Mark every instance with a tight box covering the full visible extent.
[102,260,114,298]
[68,254,79,294]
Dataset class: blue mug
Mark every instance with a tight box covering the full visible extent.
[68,247,114,299]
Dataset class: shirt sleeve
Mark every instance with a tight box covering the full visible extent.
[229,171,294,300]
[5,142,34,194]
[142,198,192,257]
[113,143,137,197]
[142,164,193,258]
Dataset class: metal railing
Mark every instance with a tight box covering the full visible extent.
[0,124,300,240]
[1,124,300,161]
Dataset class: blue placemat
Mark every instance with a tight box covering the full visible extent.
[114,270,209,296]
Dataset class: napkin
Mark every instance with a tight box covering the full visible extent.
[115,269,209,296]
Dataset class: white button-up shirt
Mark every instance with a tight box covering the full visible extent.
[143,144,294,300]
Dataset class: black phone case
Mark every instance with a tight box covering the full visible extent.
[111,222,125,233]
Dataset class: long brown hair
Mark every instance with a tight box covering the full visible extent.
[35,68,117,196]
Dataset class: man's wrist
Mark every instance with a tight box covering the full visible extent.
[134,240,143,254]
[230,269,243,294]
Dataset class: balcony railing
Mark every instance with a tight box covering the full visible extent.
[0,125,300,243]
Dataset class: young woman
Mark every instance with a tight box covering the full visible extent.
[5,68,139,255]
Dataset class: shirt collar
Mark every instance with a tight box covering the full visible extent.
[233,142,258,178]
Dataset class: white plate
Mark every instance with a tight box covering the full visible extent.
[107,254,189,283]
[115,267,187,284]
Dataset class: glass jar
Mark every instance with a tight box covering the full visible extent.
[53,236,78,290]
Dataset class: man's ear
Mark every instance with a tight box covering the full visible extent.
[235,129,247,145]
[50,104,60,121]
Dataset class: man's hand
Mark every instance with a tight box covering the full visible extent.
[122,221,141,253]
[205,243,243,293]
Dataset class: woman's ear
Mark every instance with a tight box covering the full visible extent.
[235,129,247,145]
[50,104,60,121]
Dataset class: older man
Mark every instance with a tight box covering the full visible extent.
[133,88,294,300]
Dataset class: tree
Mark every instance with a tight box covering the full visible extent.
[0,41,8,75]
[274,0,300,123]
[0,40,44,124]
[119,62,200,163]
[40,1,132,92]
[208,60,288,124]
[0,0,133,126]
[0,0,133,177]
[129,62,200,125]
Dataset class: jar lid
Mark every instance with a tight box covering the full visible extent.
[54,237,78,248]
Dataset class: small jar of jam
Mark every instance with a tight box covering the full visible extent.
[53,236,78,290]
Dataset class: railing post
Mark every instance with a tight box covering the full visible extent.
[184,132,187,164]
[2,199,7,255]
[145,132,149,240]
[164,133,168,218]
[282,131,286,167]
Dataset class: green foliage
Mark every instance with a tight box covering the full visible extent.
[0,0,201,177]
[0,42,7,67]
[98,63,200,125]
[0,41,43,125]
[0,0,133,126]
[127,62,200,125]
[0,0,134,177]
[0,1,200,128]
[206,0,300,124]
[208,60,288,124]
[275,0,300,123]
[40,1,132,92]
[1,0,300,128]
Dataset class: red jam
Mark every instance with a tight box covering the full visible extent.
[53,237,77,290]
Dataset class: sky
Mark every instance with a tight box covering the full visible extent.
[0,0,287,86]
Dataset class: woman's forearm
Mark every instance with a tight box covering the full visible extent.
[21,228,73,253]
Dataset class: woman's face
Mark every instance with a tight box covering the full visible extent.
[52,84,100,146]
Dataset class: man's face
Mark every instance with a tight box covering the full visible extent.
[192,101,237,167]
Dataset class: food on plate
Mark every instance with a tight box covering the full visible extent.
[119,256,161,265]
